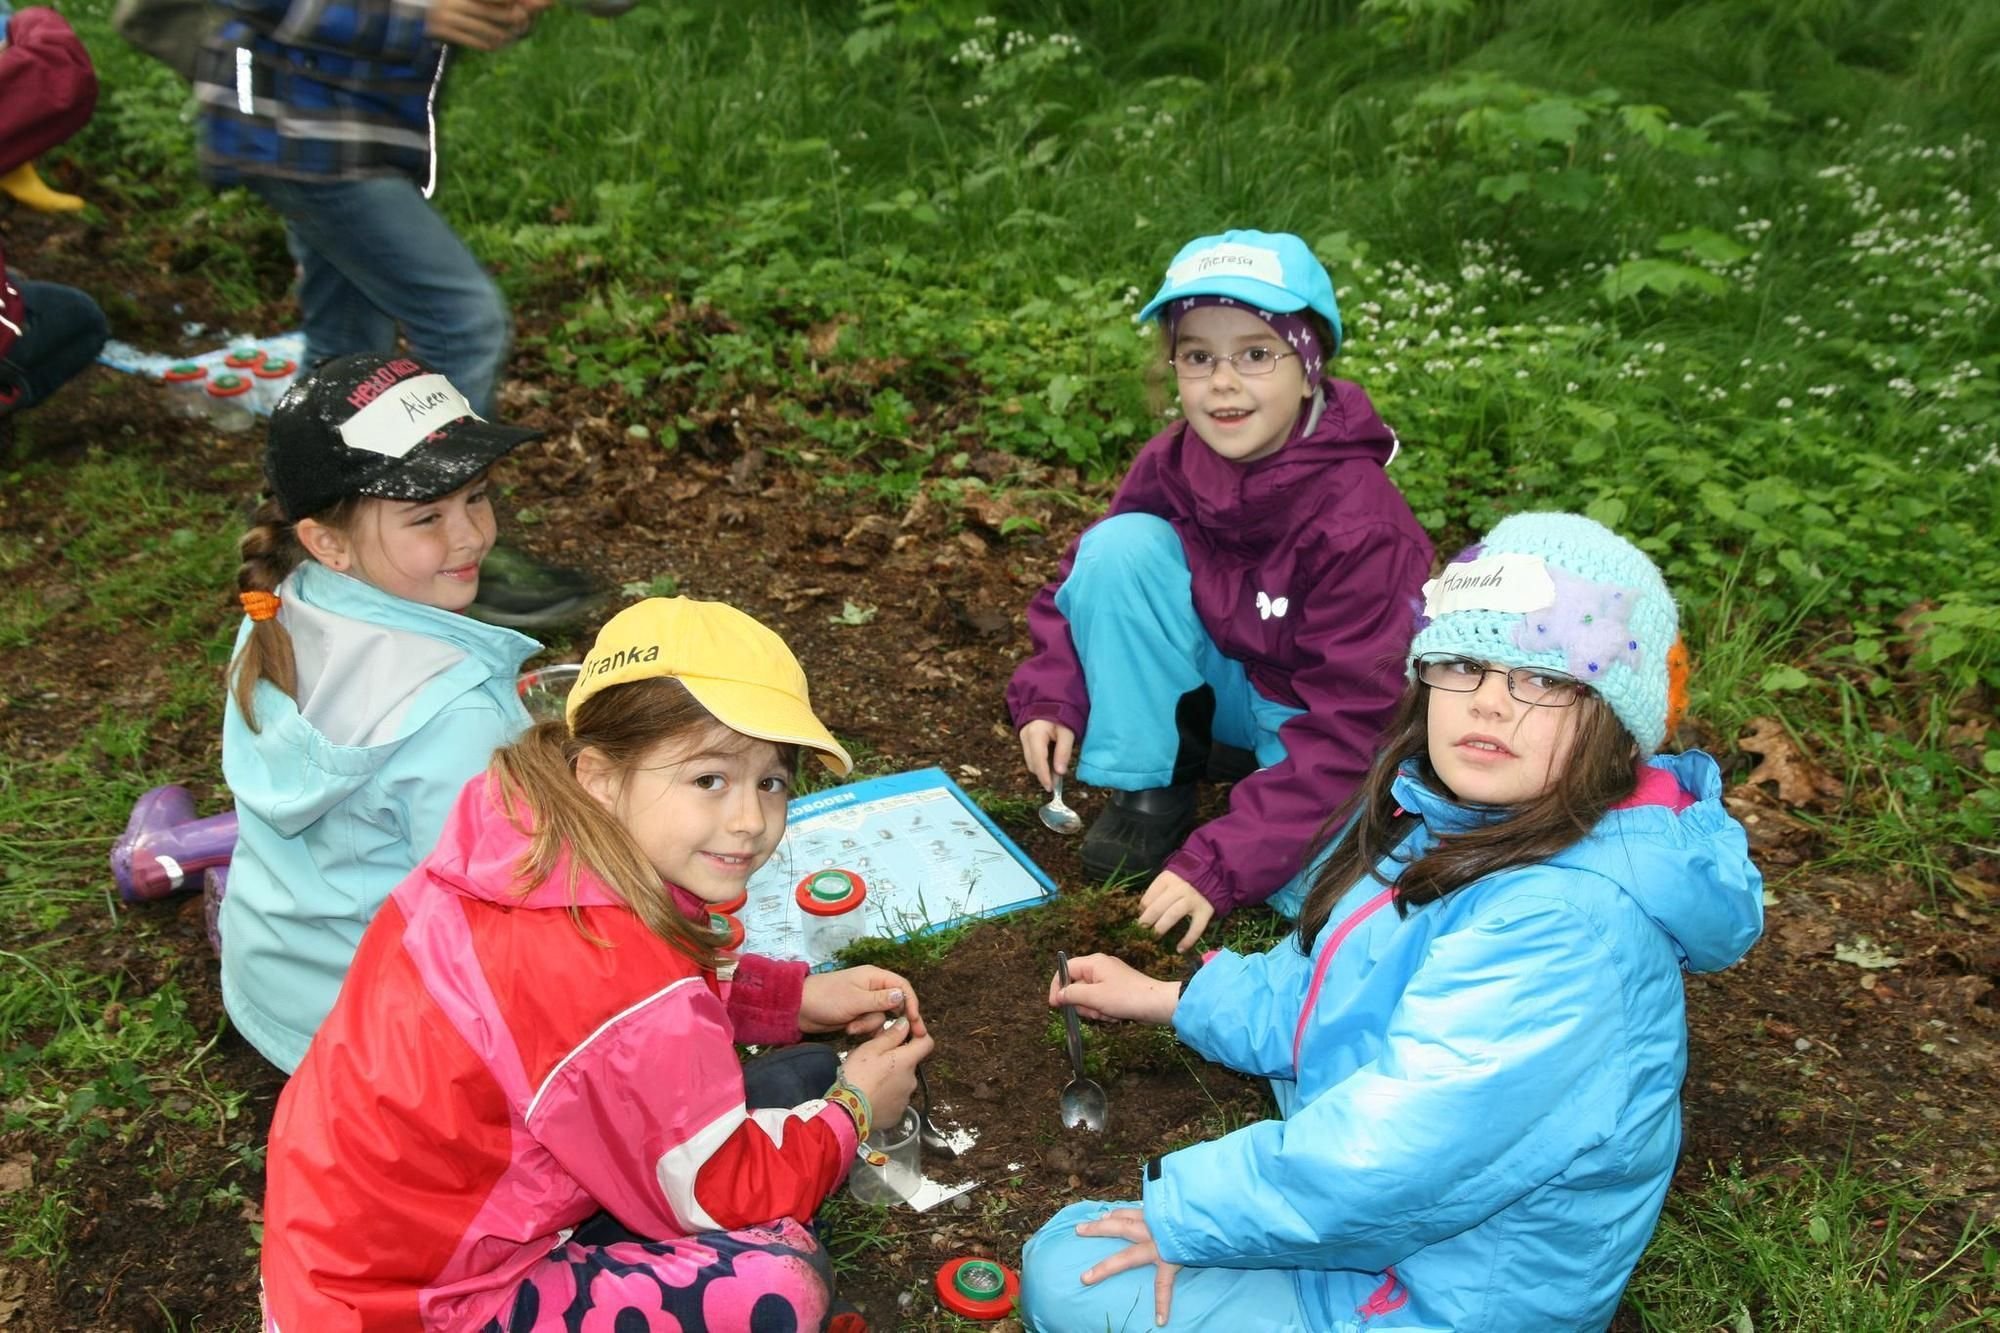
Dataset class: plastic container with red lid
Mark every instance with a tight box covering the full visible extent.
[162,362,211,418]
[223,345,265,370]
[795,869,867,962]
[935,1258,1018,1320]
[708,912,745,952]
[205,372,256,433]
[251,356,299,412]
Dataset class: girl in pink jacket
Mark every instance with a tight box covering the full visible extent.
[259,596,933,1332]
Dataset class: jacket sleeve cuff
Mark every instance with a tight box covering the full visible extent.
[725,954,807,1046]
[812,1100,860,1178]
[1165,847,1234,914]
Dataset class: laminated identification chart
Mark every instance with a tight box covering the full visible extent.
[740,768,1056,968]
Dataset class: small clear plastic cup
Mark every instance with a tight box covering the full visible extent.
[517,663,583,722]
[848,1107,922,1206]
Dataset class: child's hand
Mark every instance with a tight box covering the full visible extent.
[1137,870,1214,954]
[800,967,926,1038]
[1019,719,1077,793]
[839,1015,933,1127]
[425,0,532,51]
[1049,953,1179,1025]
[1076,1207,1181,1325]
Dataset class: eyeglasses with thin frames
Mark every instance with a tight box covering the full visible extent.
[1414,654,1588,708]
[1167,346,1298,380]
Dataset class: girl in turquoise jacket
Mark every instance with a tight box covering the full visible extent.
[219,352,544,1072]
[1021,513,1764,1332]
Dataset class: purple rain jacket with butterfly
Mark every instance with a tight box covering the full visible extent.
[1006,377,1434,914]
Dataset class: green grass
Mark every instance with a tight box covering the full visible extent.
[1622,1163,1999,1330]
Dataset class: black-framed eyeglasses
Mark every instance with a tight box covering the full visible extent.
[1414,654,1588,708]
[1167,346,1297,379]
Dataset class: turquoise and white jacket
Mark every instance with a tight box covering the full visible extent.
[1149,751,1762,1331]
[219,560,537,1072]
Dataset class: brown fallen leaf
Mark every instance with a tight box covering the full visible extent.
[0,1153,32,1196]
[1736,716,1844,810]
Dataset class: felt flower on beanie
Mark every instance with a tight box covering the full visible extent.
[1409,513,1682,754]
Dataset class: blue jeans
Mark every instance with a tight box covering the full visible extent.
[1,277,108,413]
[246,176,510,415]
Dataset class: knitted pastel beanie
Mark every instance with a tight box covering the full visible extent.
[1408,513,1686,754]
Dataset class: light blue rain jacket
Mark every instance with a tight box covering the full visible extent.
[1151,751,1763,1331]
[219,561,537,1072]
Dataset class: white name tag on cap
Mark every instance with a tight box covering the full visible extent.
[338,374,475,458]
[1167,242,1285,290]
[1422,554,1556,618]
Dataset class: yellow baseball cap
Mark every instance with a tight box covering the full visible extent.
[566,597,854,776]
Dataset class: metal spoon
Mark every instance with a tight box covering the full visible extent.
[1053,951,1108,1132]
[1038,771,1083,836]
[888,1007,958,1158]
[911,1063,958,1158]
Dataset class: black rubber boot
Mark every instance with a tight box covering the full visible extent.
[1206,742,1259,785]
[1078,783,1199,884]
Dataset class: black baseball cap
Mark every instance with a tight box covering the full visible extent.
[263,353,543,522]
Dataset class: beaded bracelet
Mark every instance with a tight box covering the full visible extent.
[823,1076,888,1167]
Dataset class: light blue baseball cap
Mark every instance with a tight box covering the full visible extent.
[1137,229,1343,350]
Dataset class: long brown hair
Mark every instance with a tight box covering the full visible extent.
[487,676,792,962]
[228,494,363,730]
[1294,682,1641,952]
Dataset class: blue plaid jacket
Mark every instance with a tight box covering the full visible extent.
[195,0,446,188]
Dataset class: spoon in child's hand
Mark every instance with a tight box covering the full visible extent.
[1053,951,1108,1132]
[1038,771,1083,836]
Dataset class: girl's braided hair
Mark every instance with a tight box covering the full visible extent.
[229,494,362,731]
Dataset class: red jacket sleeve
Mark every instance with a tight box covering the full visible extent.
[0,9,99,174]
[725,952,808,1046]
[528,975,858,1238]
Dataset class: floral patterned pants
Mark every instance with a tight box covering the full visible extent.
[484,1217,833,1333]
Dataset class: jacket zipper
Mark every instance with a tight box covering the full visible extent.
[1290,883,1397,1070]
[1358,1266,1409,1319]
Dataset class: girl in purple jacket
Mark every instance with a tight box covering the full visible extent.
[1007,229,1433,949]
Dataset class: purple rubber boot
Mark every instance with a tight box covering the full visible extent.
[111,785,196,904]
[202,864,229,958]
[118,810,239,905]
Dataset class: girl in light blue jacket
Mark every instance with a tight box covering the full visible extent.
[219,352,545,1072]
[1021,513,1764,1333]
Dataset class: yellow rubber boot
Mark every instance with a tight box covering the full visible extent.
[0,160,85,213]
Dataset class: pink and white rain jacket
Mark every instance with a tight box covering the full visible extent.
[259,772,859,1331]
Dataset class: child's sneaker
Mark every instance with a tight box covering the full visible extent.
[110,784,196,904]
[202,865,229,958]
[466,543,604,633]
[1078,783,1198,884]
